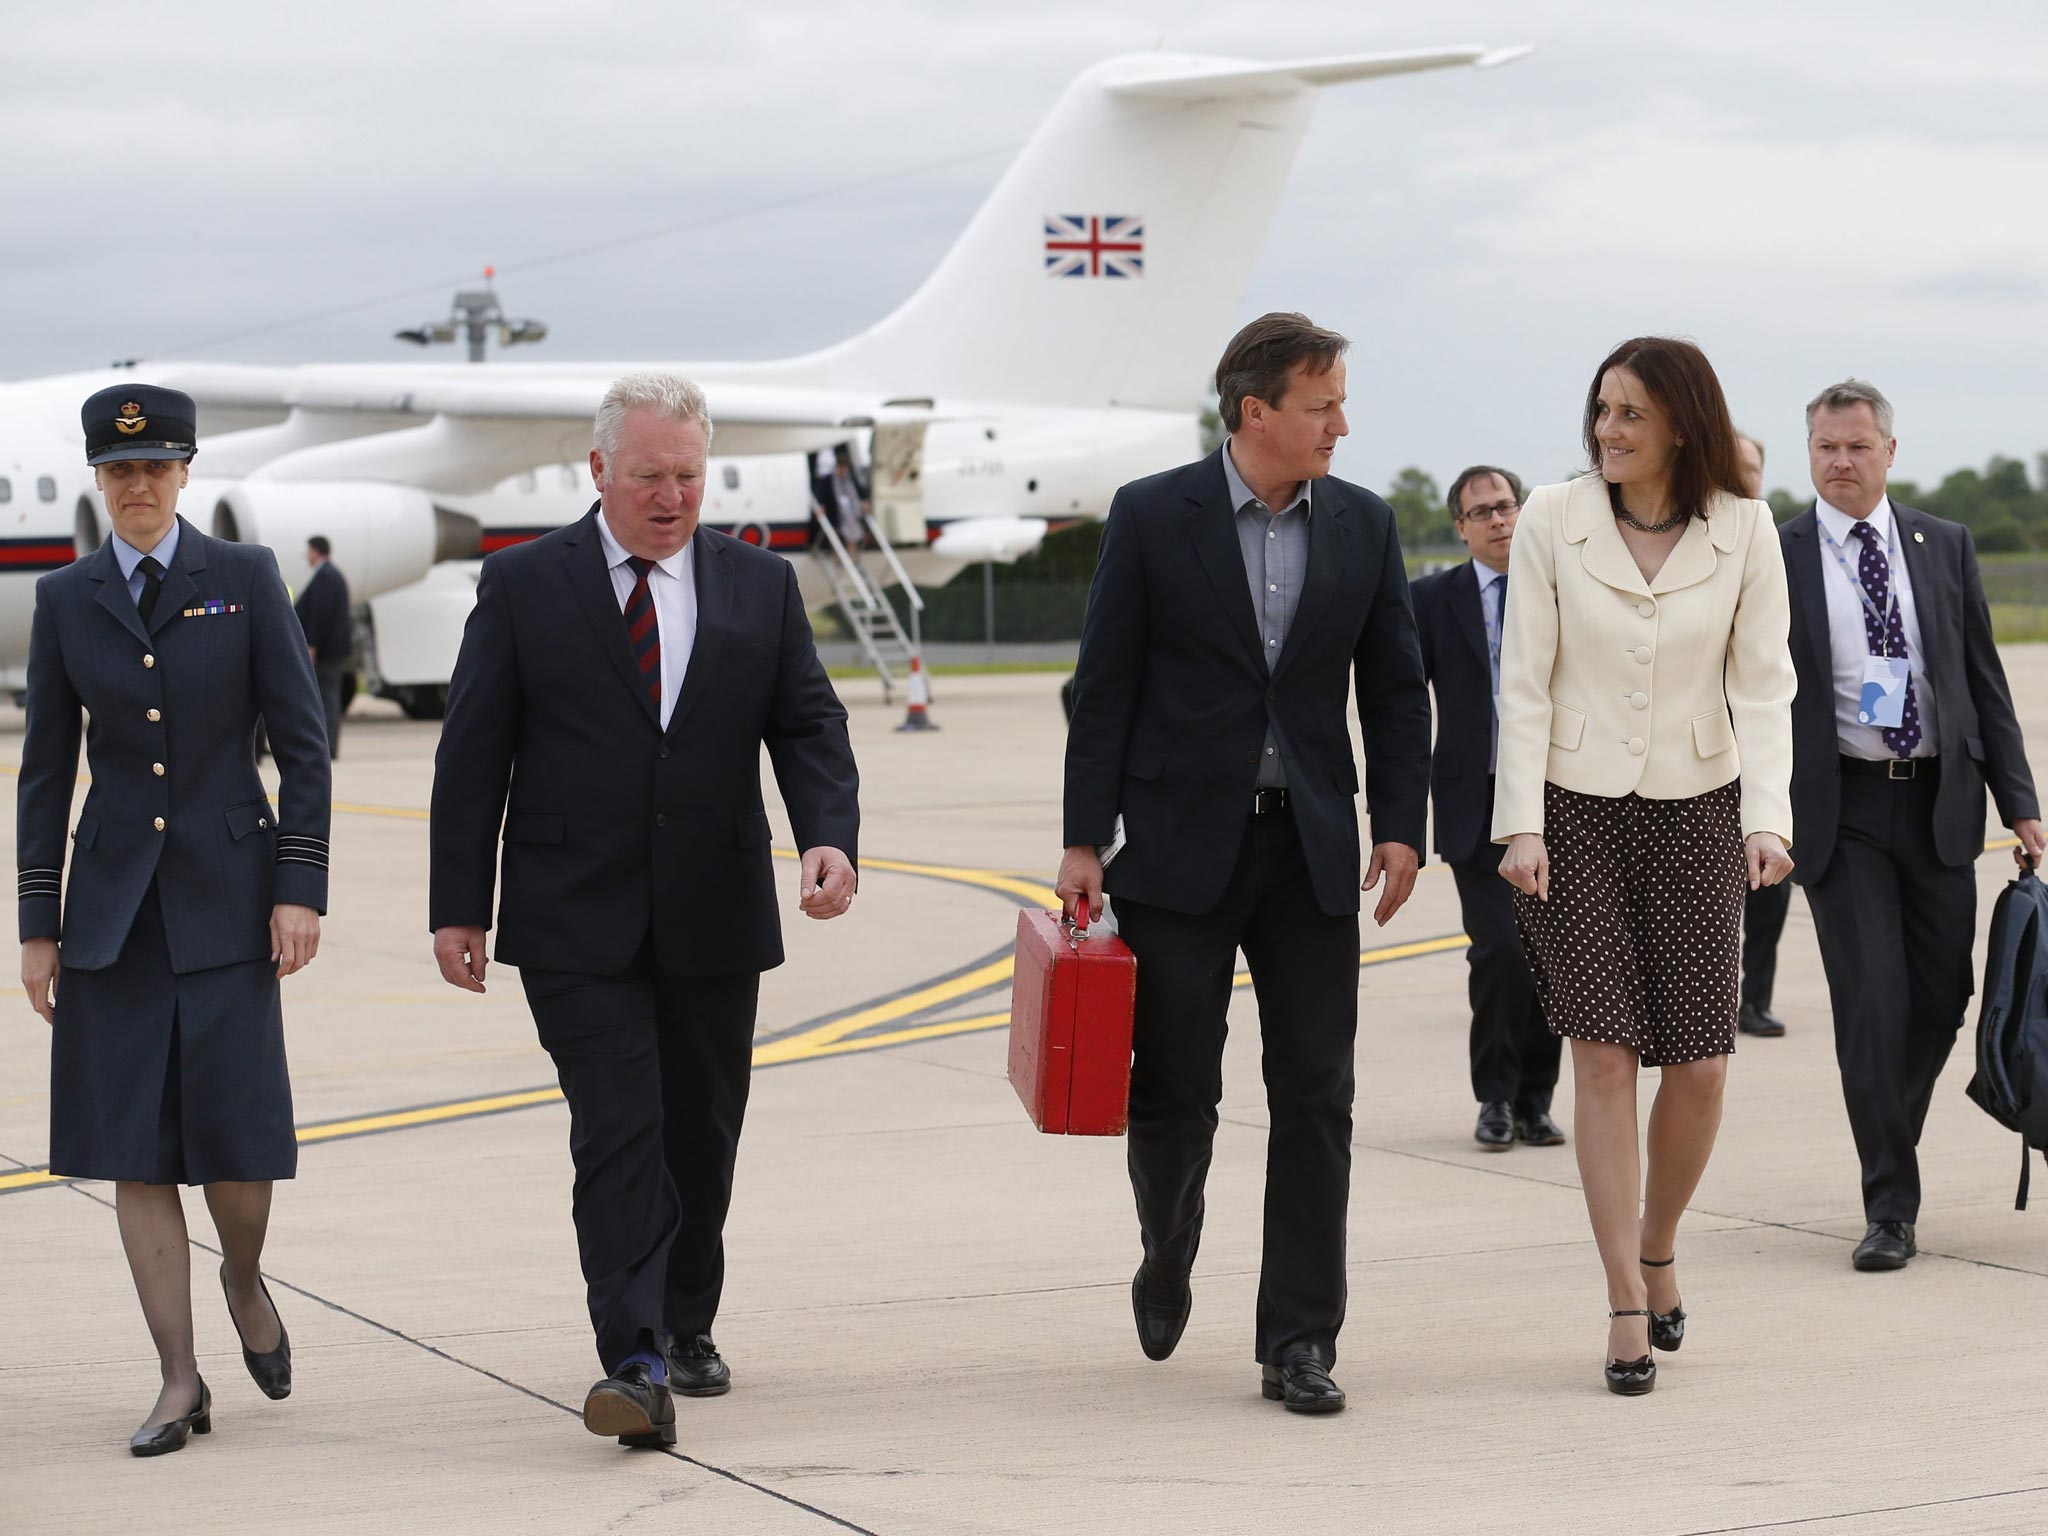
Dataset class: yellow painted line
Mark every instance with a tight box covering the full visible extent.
[0,1168,64,1194]
[753,957,1020,1065]
[295,1086,564,1144]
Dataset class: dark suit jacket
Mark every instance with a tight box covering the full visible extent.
[16,518,332,971]
[1412,560,1498,866]
[1062,449,1431,918]
[293,559,353,663]
[429,507,859,978]
[1782,500,2038,883]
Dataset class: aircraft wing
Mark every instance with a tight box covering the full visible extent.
[1107,44,1532,100]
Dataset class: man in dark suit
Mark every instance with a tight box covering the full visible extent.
[1735,432,1792,1037]
[1782,379,2042,1271]
[292,536,352,759]
[1411,466,1562,1152]
[429,373,859,1448]
[1058,313,1431,1414]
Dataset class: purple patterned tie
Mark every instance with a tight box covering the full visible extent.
[1850,522,1921,756]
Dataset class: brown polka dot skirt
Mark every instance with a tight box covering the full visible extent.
[1512,780,1745,1066]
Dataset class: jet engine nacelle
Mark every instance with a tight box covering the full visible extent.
[198,479,439,601]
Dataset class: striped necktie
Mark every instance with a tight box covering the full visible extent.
[623,556,661,712]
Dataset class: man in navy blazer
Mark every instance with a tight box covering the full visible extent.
[429,374,859,1448]
[1059,314,1430,1413]
[1782,379,2041,1272]
[1411,466,1561,1153]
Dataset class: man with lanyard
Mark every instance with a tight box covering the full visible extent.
[1780,379,2042,1271]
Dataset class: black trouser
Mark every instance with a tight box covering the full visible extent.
[520,937,759,1371]
[1449,828,1558,1112]
[314,659,349,759]
[1113,808,1360,1366]
[1741,880,1793,1012]
[1805,764,1978,1224]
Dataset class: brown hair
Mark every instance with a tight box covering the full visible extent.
[1581,337,1745,523]
[1446,465,1524,523]
[1215,312,1348,432]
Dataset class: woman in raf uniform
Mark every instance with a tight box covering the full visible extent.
[1492,339,1795,1396]
[16,384,332,1455]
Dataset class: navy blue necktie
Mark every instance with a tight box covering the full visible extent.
[1850,523,1921,756]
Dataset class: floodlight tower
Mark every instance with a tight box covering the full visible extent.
[394,267,548,361]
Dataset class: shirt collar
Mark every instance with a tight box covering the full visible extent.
[1472,558,1506,591]
[595,507,693,580]
[1222,441,1310,520]
[1817,494,1893,547]
[110,518,179,581]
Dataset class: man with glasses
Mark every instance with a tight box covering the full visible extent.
[1412,467,1562,1151]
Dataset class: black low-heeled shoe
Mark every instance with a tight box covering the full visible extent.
[130,1379,211,1457]
[221,1267,292,1400]
[1641,1254,1686,1352]
[1604,1310,1656,1396]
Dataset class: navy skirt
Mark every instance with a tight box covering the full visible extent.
[49,882,296,1184]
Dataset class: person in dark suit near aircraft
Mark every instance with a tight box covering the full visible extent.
[1781,379,2042,1271]
[1058,312,1431,1414]
[1411,466,1562,1151]
[429,373,859,1449]
[18,384,331,1456]
[1732,432,1794,1038]
[292,536,352,759]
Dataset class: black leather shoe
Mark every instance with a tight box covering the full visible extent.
[666,1333,731,1397]
[1641,1255,1685,1351]
[1604,1311,1656,1396]
[1260,1343,1344,1413]
[1738,1002,1786,1038]
[582,1363,676,1448]
[1475,1101,1515,1151]
[1852,1220,1916,1271]
[220,1267,292,1400]
[130,1380,211,1457]
[1515,1109,1565,1147]
[1131,1264,1192,1362]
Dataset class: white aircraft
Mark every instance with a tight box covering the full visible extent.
[1,43,1529,703]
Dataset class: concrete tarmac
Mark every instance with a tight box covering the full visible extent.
[3,655,2046,1535]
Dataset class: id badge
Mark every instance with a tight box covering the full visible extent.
[1858,655,1910,729]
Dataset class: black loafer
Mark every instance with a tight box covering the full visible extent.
[1738,1003,1786,1038]
[1260,1343,1344,1413]
[582,1363,676,1448]
[221,1267,291,1400]
[1475,1101,1515,1151]
[130,1380,211,1457]
[1852,1220,1916,1271]
[1131,1264,1192,1362]
[666,1333,731,1397]
[1515,1109,1566,1147]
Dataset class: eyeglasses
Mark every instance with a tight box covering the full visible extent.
[1457,500,1520,523]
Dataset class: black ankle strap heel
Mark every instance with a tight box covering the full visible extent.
[1605,1309,1657,1396]
[1640,1255,1686,1352]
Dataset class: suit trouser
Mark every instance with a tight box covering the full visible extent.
[1449,839,1559,1111]
[1804,768,1978,1224]
[1740,880,1793,1012]
[520,936,759,1371]
[1113,809,1360,1365]
[314,659,348,759]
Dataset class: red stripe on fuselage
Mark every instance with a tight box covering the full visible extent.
[0,540,77,569]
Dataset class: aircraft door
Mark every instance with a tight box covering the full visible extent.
[870,422,927,547]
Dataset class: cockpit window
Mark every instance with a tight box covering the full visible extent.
[0,477,11,504]
[37,476,57,503]
[723,465,740,490]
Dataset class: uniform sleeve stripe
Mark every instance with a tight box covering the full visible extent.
[275,837,329,850]
[276,855,329,869]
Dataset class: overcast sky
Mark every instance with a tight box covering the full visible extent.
[5,1,2044,499]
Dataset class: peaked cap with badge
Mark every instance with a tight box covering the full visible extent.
[82,382,199,466]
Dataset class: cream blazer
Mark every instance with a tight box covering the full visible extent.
[1491,474,1796,844]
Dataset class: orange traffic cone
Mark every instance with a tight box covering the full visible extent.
[896,654,939,732]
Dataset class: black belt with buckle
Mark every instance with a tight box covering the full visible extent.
[1840,754,1937,781]
[1252,787,1290,816]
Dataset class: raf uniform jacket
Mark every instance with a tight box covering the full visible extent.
[1492,475,1796,845]
[17,519,332,971]
[1411,560,1499,866]
[1781,500,2038,884]
[428,508,860,978]
[1062,449,1432,918]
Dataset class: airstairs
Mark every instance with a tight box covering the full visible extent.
[811,507,924,701]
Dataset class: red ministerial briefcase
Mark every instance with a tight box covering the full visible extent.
[1008,907,1137,1135]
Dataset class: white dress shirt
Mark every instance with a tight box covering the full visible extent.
[1474,558,1506,770]
[110,519,181,606]
[595,511,697,729]
[1815,496,1937,759]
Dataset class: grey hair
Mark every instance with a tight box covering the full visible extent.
[1805,379,1894,440]
[593,372,715,470]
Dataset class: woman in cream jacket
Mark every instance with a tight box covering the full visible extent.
[1493,337,1795,1395]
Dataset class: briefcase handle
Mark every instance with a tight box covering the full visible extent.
[1061,902,1093,949]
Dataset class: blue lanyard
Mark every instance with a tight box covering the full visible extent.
[1816,516,1900,646]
